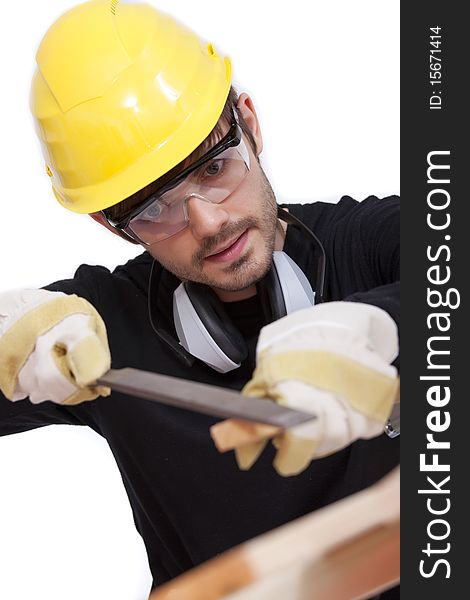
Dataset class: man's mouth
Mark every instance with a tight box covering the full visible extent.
[205,229,250,264]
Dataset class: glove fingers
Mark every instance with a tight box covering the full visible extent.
[270,381,326,476]
[235,440,268,470]
[273,431,321,476]
[66,334,110,387]
[48,314,110,386]
[20,340,77,404]
[25,318,110,404]
[311,395,371,458]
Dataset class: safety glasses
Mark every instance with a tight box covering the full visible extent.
[103,116,251,245]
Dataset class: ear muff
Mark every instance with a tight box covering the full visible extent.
[172,251,315,373]
[173,281,247,372]
[184,282,247,362]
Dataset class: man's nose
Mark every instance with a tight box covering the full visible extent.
[187,196,230,240]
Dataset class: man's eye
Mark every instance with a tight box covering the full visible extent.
[143,203,163,219]
[204,159,224,177]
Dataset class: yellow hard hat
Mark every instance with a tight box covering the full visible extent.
[30,0,232,214]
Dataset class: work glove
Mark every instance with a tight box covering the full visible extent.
[236,301,399,476]
[0,289,111,405]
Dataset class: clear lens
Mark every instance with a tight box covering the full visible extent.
[128,139,250,244]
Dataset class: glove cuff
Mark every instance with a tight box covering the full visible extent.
[243,350,399,423]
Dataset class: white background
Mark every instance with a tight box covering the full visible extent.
[0,1,399,599]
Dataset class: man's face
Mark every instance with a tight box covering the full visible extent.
[146,140,279,296]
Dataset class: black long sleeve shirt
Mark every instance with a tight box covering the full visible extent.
[0,195,400,595]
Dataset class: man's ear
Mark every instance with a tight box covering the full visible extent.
[89,212,140,245]
[236,93,263,156]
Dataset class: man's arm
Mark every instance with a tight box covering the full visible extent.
[0,390,90,437]
[343,195,400,366]
[226,196,401,474]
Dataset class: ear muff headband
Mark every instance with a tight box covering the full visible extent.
[257,260,287,325]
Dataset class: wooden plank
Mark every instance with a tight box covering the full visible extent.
[149,467,399,600]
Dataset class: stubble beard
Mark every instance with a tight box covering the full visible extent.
[159,169,279,292]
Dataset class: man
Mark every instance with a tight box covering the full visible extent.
[0,0,400,597]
